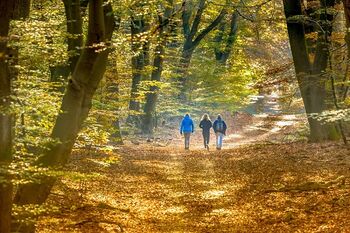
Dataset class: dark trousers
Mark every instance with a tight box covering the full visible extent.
[203,131,210,147]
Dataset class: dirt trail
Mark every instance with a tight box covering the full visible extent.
[152,113,305,150]
[38,141,350,233]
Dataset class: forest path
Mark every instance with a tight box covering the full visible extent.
[39,142,350,232]
[150,112,305,150]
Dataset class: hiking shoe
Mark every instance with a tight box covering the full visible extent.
[206,145,209,151]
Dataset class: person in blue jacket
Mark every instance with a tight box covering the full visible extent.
[213,114,227,150]
[180,113,194,150]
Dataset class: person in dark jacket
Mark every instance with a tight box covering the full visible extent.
[199,114,212,150]
[180,113,194,150]
[213,114,227,150]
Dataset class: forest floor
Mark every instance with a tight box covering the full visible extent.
[37,114,350,233]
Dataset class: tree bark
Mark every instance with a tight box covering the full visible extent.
[111,117,123,144]
[342,0,350,100]
[283,0,339,142]
[107,82,123,144]
[0,1,18,232]
[13,1,116,232]
[129,18,149,112]
[63,0,84,74]
[214,10,239,65]
[50,0,84,83]
[0,0,14,164]
[142,43,165,134]
[11,0,31,19]
[140,0,174,134]
[141,12,172,134]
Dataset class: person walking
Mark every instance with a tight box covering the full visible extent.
[199,114,212,150]
[180,113,194,150]
[213,114,227,150]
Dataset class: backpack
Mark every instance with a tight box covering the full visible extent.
[217,120,224,132]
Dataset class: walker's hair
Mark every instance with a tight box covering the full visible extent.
[201,114,211,121]
[185,113,190,117]
[217,114,222,120]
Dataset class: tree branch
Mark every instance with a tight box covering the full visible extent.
[189,0,206,41]
[192,7,227,48]
[182,0,192,39]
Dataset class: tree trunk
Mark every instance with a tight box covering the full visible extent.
[283,0,338,142]
[142,33,167,134]
[111,118,123,144]
[214,10,239,65]
[284,0,324,141]
[342,0,350,100]
[178,43,194,89]
[0,1,17,232]
[107,82,123,144]
[311,0,339,140]
[129,18,149,112]
[63,0,84,74]
[12,0,31,19]
[50,0,84,84]
[0,0,13,162]
[49,0,83,85]
[141,1,173,134]
[13,1,116,232]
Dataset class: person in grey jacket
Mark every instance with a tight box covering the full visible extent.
[213,114,227,150]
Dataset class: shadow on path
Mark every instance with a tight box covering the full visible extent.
[38,143,350,232]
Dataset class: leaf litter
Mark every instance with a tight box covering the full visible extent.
[36,114,350,232]
[36,142,350,233]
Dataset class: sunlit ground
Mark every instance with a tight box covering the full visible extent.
[37,142,350,233]
[168,113,305,151]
